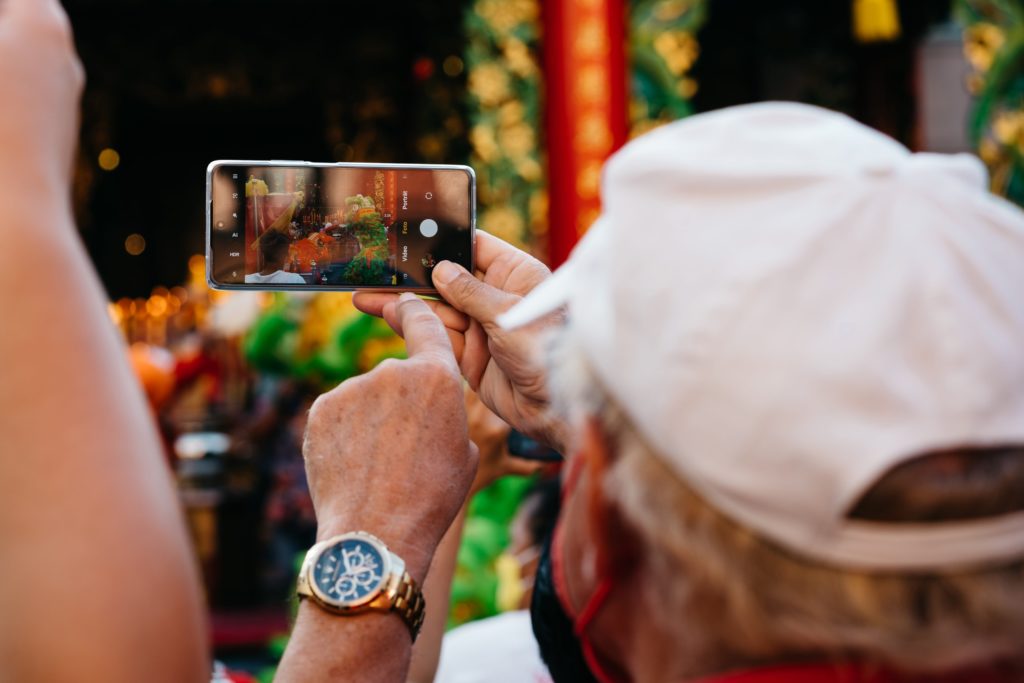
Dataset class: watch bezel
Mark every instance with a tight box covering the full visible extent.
[307,531,394,610]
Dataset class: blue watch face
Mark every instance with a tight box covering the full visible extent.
[313,538,387,605]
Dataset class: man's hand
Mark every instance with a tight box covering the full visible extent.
[465,388,542,494]
[303,293,478,581]
[353,232,570,453]
[281,295,476,682]
[0,0,85,197]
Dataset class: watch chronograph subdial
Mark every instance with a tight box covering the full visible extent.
[332,576,356,598]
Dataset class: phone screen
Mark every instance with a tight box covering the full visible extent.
[207,162,474,291]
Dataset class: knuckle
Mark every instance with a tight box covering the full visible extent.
[364,357,407,387]
[306,392,333,427]
[416,356,460,390]
[373,357,404,377]
[447,271,478,300]
[307,382,355,427]
[420,354,449,374]
[525,261,553,289]
[407,356,452,382]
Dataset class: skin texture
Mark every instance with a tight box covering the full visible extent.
[407,390,542,683]
[408,507,466,683]
[558,420,680,683]
[355,235,669,681]
[354,233,571,454]
[1,10,565,677]
[0,0,619,679]
[346,234,576,682]
[277,294,479,682]
[0,0,208,680]
[463,387,544,491]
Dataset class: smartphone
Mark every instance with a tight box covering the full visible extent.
[506,430,563,462]
[206,160,475,292]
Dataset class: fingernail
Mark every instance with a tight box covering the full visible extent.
[399,292,418,303]
[434,260,461,284]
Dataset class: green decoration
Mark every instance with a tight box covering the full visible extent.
[243,293,405,388]
[957,0,1024,206]
[629,0,708,136]
[464,0,547,255]
[460,0,548,618]
[447,475,537,628]
[343,214,391,286]
[455,0,708,631]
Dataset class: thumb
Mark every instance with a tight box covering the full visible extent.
[432,261,519,326]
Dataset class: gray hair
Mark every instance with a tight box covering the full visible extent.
[545,323,1024,677]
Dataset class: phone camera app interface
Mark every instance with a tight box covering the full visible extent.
[211,165,472,288]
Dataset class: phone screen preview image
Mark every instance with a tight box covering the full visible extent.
[208,162,474,291]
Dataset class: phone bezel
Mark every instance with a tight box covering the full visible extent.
[205,159,476,292]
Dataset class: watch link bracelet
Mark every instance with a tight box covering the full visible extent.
[296,531,426,641]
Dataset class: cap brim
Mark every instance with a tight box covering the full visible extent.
[498,259,576,329]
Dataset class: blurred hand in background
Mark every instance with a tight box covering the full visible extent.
[466,386,543,495]
[0,0,85,196]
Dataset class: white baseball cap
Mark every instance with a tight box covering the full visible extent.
[500,102,1024,571]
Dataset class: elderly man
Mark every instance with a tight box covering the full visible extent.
[4,0,1022,675]
[334,103,1024,682]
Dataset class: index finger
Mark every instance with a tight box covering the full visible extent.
[395,293,458,369]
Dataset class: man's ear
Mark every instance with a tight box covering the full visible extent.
[579,417,641,580]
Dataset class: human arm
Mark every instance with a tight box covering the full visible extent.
[277,294,478,683]
[353,232,570,453]
[0,1,208,680]
[406,390,542,683]
[407,508,466,683]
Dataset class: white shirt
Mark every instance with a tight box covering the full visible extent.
[434,610,552,683]
[244,270,306,284]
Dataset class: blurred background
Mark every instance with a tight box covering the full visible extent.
[63,0,1023,678]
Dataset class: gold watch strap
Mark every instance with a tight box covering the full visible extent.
[296,535,426,642]
[392,569,426,642]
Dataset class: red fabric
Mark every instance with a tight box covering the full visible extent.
[542,0,628,267]
[689,662,1019,683]
[210,608,289,648]
[173,352,224,404]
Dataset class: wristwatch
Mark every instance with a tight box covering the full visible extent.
[296,531,425,641]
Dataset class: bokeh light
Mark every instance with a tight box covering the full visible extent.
[98,148,121,171]
[188,254,206,277]
[413,56,435,81]
[145,295,168,317]
[443,55,464,77]
[124,233,146,256]
[169,286,189,303]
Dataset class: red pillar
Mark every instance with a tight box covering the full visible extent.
[543,0,629,267]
